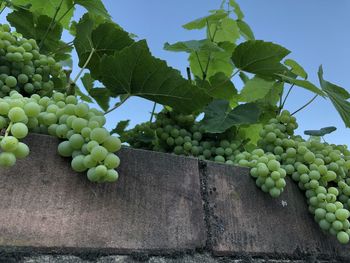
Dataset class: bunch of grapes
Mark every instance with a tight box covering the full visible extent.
[122,108,249,163]
[0,24,65,97]
[0,91,121,183]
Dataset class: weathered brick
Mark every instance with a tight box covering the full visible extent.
[0,134,206,254]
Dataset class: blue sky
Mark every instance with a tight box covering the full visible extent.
[1,1,350,145]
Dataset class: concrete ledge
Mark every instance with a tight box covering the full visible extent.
[0,134,206,254]
[0,134,349,261]
[204,161,350,259]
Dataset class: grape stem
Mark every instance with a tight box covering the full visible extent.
[149,102,157,122]
[104,95,129,115]
[39,0,64,50]
[72,48,95,85]
[280,84,294,110]
[291,94,318,116]
[186,67,192,83]
[5,122,12,137]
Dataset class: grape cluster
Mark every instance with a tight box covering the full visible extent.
[124,108,350,244]
[0,91,121,183]
[122,109,248,164]
[0,24,65,97]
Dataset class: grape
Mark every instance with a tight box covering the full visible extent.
[10,122,28,139]
[0,136,18,151]
[102,136,121,152]
[69,134,85,150]
[105,169,119,182]
[58,141,73,157]
[90,128,109,144]
[71,155,87,172]
[104,153,120,169]
[8,107,26,122]
[337,231,349,244]
[0,152,16,167]
[91,146,108,162]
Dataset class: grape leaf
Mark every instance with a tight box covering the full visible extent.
[74,0,110,19]
[276,74,326,97]
[99,40,211,114]
[209,18,240,43]
[232,40,290,76]
[201,100,261,133]
[229,0,244,19]
[7,9,66,56]
[238,76,276,102]
[189,41,235,79]
[241,124,262,145]
[318,66,350,127]
[197,72,237,100]
[304,126,337,137]
[81,73,110,111]
[11,0,74,29]
[74,14,134,78]
[164,39,223,53]
[183,10,228,30]
[237,20,255,40]
[111,120,130,136]
[284,59,307,79]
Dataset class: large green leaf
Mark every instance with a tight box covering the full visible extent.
[232,40,290,76]
[209,18,240,43]
[74,14,134,78]
[164,39,223,53]
[74,0,110,19]
[276,74,326,97]
[241,124,262,145]
[238,76,276,102]
[189,41,235,79]
[318,66,350,127]
[201,100,261,133]
[284,59,307,79]
[7,9,67,57]
[11,0,74,29]
[81,73,110,111]
[99,40,211,114]
[237,20,255,40]
[183,10,228,30]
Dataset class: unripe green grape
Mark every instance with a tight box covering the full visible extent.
[269,187,281,198]
[10,122,28,139]
[69,134,85,150]
[91,146,108,162]
[335,209,350,221]
[337,231,349,244]
[1,136,18,151]
[214,155,225,163]
[57,141,73,157]
[90,127,109,144]
[83,155,97,169]
[95,165,108,178]
[13,142,30,159]
[105,169,119,182]
[71,155,87,172]
[0,152,16,167]
[104,153,120,169]
[72,118,88,133]
[8,107,26,122]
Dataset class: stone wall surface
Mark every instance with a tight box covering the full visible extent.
[0,134,348,262]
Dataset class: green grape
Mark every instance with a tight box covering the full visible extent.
[105,169,119,182]
[5,76,17,87]
[71,155,87,172]
[0,152,16,167]
[87,168,99,182]
[0,136,18,151]
[57,141,73,157]
[72,118,88,133]
[337,231,350,244]
[83,155,97,169]
[87,141,99,152]
[69,134,85,150]
[88,128,109,144]
[95,165,108,178]
[8,107,26,122]
[91,146,108,162]
[10,122,28,139]
[104,153,120,169]
[102,136,121,152]
[12,142,29,159]
[335,209,350,221]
